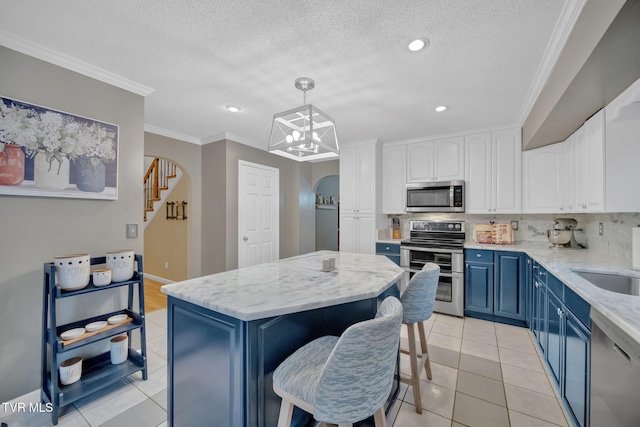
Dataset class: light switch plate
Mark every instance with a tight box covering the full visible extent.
[126,224,138,239]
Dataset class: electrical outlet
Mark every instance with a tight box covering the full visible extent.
[164,261,169,269]
[599,223,603,235]
[510,220,519,230]
[126,224,138,239]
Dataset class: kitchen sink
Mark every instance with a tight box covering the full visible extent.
[573,270,640,296]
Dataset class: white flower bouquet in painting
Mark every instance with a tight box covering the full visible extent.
[0,97,118,192]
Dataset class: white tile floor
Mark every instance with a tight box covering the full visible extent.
[1,311,571,427]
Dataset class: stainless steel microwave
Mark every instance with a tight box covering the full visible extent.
[406,180,465,212]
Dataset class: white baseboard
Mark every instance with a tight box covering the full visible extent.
[143,273,174,285]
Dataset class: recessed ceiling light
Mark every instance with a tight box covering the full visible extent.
[408,38,429,52]
[226,105,241,113]
[435,105,448,112]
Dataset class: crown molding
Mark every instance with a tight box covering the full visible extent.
[144,125,202,145]
[517,0,587,125]
[0,31,154,96]
[202,132,266,150]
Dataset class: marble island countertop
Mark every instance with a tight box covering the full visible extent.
[465,241,640,346]
[161,251,403,321]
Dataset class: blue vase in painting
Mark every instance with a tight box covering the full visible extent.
[76,157,106,193]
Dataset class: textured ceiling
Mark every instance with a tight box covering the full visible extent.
[0,0,569,148]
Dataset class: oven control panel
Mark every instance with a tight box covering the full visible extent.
[409,220,465,232]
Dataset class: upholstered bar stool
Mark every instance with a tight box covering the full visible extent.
[400,262,440,414]
[272,296,403,427]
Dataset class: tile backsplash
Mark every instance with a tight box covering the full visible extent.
[387,212,640,264]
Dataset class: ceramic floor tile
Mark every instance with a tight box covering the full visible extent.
[0,405,80,427]
[128,365,168,397]
[145,311,167,327]
[499,348,545,373]
[495,323,531,340]
[504,384,568,426]
[155,422,168,427]
[497,335,537,355]
[97,399,166,427]
[452,423,466,427]
[463,327,498,345]
[434,314,465,328]
[145,349,168,373]
[412,382,456,419]
[501,364,555,396]
[456,370,506,407]
[74,383,148,426]
[427,331,462,352]
[393,402,451,427]
[150,389,167,411]
[147,334,168,357]
[431,321,463,338]
[508,410,565,427]
[453,392,510,427]
[461,339,500,362]
[427,345,460,369]
[145,322,167,340]
[464,317,496,334]
[458,353,503,381]
[421,317,435,332]
[423,361,458,390]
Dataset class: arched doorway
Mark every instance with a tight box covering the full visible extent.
[314,175,339,251]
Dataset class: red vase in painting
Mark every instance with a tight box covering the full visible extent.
[0,144,25,185]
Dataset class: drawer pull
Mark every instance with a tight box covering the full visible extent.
[476,254,481,257]
[386,246,390,250]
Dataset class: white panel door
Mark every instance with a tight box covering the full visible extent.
[356,215,376,254]
[464,132,492,213]
[434,136,465,181]
[238,161,279,268]
[382,144,407,214]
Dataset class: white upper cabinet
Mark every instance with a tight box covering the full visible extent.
[382,144,406,214]
[522,144,563,213]
[465,129,521,213]
[340,143,377,214]
[584,109,605,212]
[605,76,640,212]
[560,133,576,213]
[407,137,464,183]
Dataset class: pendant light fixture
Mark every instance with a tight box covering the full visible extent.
[268,77,339,162]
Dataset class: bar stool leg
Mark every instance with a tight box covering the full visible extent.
[406,322,423,413]
[276,399,294,427]
[417,321,432,380]
[373,407,387,427]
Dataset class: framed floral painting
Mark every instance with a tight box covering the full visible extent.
[0,96,118,200]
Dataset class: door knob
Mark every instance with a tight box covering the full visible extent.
[243,236,248,241]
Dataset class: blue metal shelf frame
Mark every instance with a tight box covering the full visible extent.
[40,254,148,425]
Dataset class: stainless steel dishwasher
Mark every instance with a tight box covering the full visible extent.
[590,310,640,426]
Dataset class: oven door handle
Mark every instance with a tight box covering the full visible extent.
[403,268,460,279]
[400,246,463,254]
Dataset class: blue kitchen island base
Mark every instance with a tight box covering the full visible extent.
[167,286,400,427]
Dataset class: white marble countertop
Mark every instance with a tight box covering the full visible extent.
[465,242,640,345]
[161,250,403,321]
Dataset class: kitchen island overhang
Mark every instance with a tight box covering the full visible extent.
[161,251,404,427]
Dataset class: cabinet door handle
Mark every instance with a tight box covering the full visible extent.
[476,254,482,257]
[385,246,390,250]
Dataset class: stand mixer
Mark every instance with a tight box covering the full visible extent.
[547,218,584,249]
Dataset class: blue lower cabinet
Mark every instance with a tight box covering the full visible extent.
[465,262,493,314]
[376,243,401,266]
[563,310,590,427]
[465,250,526,325]
[546,290,563,385]
[529,267,591,427]
[494,252,526,321]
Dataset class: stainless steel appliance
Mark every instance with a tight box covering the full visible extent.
[547,217,585,249]
[400,220,465,317]
[406,180,465,213]
[590,309,640,426]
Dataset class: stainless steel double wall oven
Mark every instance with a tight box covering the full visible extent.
[401,220,465,317]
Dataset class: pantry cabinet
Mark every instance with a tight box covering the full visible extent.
[340,141,380,254]
[407,136,464,183]
[382,144,406,214]
[465,128,521,213]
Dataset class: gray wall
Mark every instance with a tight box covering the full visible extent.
[201,141,227,275]
[144,132,203,278]
[0,47,145,402]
